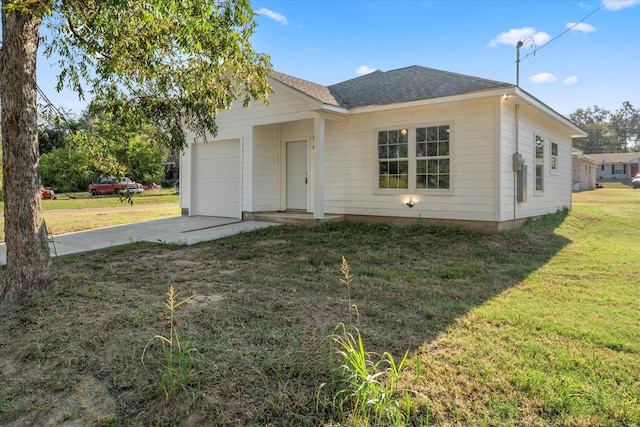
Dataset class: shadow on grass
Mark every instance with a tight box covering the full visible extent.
[0,209,571,426]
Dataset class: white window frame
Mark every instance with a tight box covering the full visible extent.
[550,141,558,174]
[376,129,410,190]
[375,123,453,194]
[534,133,545,193]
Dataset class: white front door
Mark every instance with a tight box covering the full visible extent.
[286,140,308,210]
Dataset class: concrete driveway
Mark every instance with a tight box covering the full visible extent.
[0,216,280,265]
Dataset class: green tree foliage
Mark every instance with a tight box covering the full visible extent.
[39,145,95,192]
[610,102,640,152]
[37,114,87,154]
[0,0,271,311]
[569,105,614,153]
[39,110,173,191]
[570,102,640,153]
[44,0,272,152]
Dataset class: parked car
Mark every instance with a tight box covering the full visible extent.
[631,174,640,189]
[88,177,143,195]
[41,189,57,200]
[141,182,160,191]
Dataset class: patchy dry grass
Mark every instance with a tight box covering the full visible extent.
[0,188,638,426]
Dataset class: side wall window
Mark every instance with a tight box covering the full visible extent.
[551,142,558,172]
[535,134,544,191]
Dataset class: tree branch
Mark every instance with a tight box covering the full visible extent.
[65,14,112,61]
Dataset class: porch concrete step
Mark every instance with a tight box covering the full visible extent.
[247,212,345,226]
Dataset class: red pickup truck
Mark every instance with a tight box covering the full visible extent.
[88,177,142,196]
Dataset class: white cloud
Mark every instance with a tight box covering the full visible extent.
[567,22,597,32]
[564,76,579,85]
[488,27,552,48]
[356,65,377,76]
[256,8,288,25]
[602,0,640,11]
[529,73,557,84]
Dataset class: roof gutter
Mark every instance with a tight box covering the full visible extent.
[320,104,349,115]
[344,87,514,115]
[513,87,587,138]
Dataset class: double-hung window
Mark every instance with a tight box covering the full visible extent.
[416,125,450,189]
[551,142,558,172]
[377,125,451,191]
[378,130,409,189]
[535,134,544,192]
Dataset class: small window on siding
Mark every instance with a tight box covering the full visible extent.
[535,134,544,191]
[551,142,558,171]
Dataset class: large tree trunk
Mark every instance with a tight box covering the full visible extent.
[0,5,53,313]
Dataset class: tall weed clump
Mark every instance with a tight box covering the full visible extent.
[321,256,426,426]
[142,285,202,400]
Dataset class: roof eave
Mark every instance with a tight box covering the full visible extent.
[345,87,514,114]
[319,104,349,115]
[514,87,587,138]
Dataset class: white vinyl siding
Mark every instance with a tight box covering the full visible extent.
[181,86,320,214]
[324,99,494,221]
[181,77,576,228]
[498,101,573,221]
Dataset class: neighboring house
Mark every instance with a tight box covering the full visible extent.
[572,148,598,191]
[180,66,586,231]
[588,153,640,180]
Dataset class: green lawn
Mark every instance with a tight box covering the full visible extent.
[0,187,638,426]
[0,189,180,242]
[411,188,640,425]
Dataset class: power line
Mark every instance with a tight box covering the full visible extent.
[0,40,74,124]
[523,5,602,60]
[36,85,72,122]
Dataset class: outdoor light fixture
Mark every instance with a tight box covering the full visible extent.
[503,93,509,100]
[400,128,407,136]
[406,198,415,208]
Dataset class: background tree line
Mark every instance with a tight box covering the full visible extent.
[570,101,639,153]
[37,105,178,193]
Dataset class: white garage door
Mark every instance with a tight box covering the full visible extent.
[193,140,241,218]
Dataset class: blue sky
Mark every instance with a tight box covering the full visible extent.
[250,0,639,116]
[39,0,639,117]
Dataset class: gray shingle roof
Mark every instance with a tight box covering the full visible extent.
[268,71,340,106]
[269,65,513,109]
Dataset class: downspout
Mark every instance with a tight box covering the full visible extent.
[514,103,520,228]
[513,40,524,228]
[239,134,244,219]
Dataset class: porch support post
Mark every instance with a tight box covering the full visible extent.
[313,114,325,219]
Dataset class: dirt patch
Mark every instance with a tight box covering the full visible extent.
[185,294,224,307]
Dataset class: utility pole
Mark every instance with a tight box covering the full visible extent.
[516,40,524,86]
